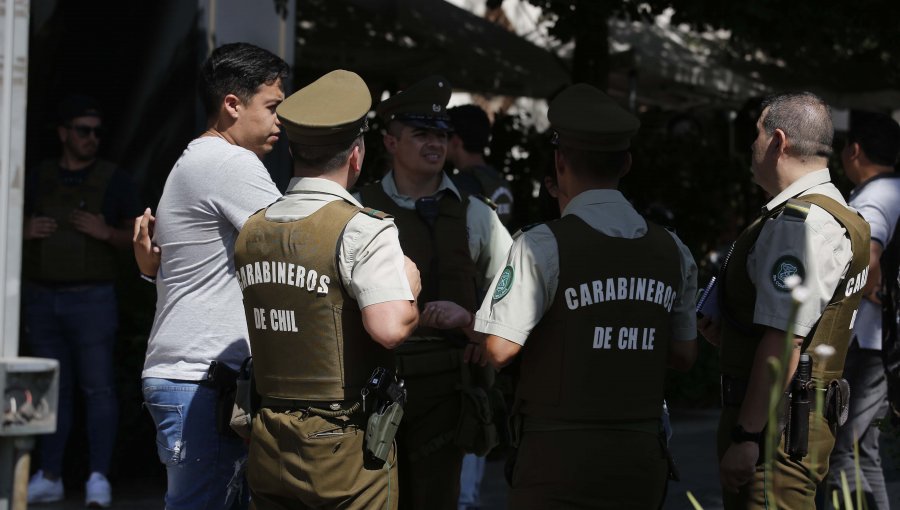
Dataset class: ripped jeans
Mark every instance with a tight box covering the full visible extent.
[142,378,248,510]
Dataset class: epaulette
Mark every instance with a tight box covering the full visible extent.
[470,194,497,211]
[360,207,392,220]
[520,222,544,232]
[782,198,811,222]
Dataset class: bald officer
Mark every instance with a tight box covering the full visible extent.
[356,76,512,509]
[476,84,698,509]
[234,70,421,510]
[698,92,870,509]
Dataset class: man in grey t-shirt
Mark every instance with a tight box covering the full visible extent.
[133,43,288,510]
[827,111,900,510]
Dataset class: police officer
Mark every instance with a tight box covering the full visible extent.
[356,76,512,509]
[446,104,514,227]
[698,92,871,509]
[476,83,699,508]
[234,70,422,509]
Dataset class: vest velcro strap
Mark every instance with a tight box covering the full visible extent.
[522,416,660,436]
[396,347,461,377]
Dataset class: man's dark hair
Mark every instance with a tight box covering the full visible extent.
[848,111,900,167]
[761,92,833,159]
[448,105,491,153]
[290,136,363,174]
[199,42,290,116]
[558,145,629,179]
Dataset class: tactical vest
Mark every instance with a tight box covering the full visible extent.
[719,194,871,383]
[468,165,513,226]
[233,199,394,401]
[358,183,478,339]
[518,216,682,422]
[23,159,118,283]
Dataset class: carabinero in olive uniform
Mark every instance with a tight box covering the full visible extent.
[234,70,420,510]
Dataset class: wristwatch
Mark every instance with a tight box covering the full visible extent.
[731,424,763,445]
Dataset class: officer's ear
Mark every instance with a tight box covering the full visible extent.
[618,152,632,178]
[383,132,398,155]
[771,128,787,157]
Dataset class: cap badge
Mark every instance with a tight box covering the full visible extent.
[432,104,441,112]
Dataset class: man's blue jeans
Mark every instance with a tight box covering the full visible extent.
[23,283,119,476]
[142,378,249,510]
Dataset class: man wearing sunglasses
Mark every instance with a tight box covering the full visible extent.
[22,94,141,507]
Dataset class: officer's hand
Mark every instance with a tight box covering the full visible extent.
[421,301,473,331]
[24,216,57,240]
[719,441,758,493]
[133,208,161,277]
[403,256,422,299]
[70,210,111,241]
[697,315,722,347]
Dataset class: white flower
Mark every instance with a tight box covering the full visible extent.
[790,284,811,304]
[814,344,836,360]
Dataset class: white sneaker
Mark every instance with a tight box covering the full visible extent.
[27,470,64,504]
[85,472,111,508]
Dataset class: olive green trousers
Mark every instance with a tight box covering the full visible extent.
[509,428,668,509]
[717,407,835,509]
[248,408,397,510]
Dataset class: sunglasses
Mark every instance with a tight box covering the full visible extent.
[68,124,105,138]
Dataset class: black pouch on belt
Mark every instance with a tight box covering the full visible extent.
[824,378,851,427]
[207,360,241,439]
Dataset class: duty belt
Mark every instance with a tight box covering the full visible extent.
[720,374,827,408]
[260,396,361,417]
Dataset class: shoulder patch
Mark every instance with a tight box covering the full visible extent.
[360,207,392,220]
[771,255,805,292]
[470,194,497,210]
[492,265,514,301]
[782,199,811,222]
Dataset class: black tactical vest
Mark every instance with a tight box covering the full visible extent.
[358,182,478,338]
[518,216,682,421]
[23,159,118,283]
[233,199,395,401]
[719,194,871,382]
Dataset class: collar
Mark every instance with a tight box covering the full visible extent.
[285,177,363,207]
[848,171,900,201]
[381,170,462,201]
[763,168,831,213]
[561,189,630,217]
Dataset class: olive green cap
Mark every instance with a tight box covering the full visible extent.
[375,75,452,131]
[548,83,640,151]
[276,70,371,146]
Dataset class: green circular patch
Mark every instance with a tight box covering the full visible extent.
[771,255,805,292]
[492,265,514,301]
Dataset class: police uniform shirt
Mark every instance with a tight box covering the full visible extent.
[474,189,698,345]
[749,168,853,336]
[267,177,414,306]
[357,170,513,290]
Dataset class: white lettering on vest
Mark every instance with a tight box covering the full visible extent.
[269,308,299,333]
[593,326,612,349]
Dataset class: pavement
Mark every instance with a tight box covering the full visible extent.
[26,408,900,509]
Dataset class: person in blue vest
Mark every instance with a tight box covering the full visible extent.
[23,94,142,507]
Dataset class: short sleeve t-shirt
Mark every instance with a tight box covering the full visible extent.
[142,137,281,380]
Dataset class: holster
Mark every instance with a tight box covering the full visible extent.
[207,360,241,440]
[455,362,502,456]
[229,357,258,440]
